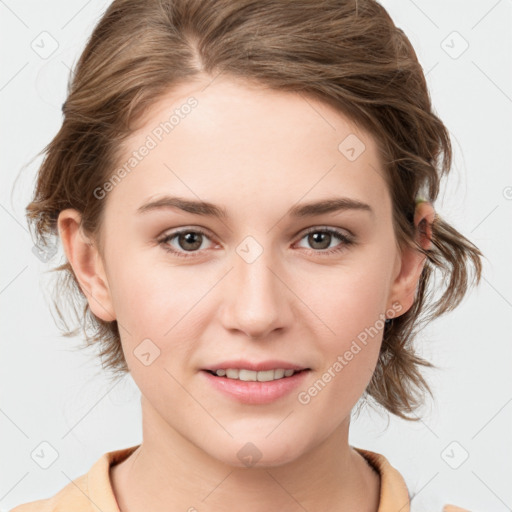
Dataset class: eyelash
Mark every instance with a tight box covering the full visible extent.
[157,226,355,259]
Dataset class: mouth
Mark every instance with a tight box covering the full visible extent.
[201,367,311,405]
[203,368,310,382]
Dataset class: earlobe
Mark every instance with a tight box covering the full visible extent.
[57,209,116,322]
[387,201,435,316]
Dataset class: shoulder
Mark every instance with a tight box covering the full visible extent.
[10,444,140,512]
[9,473,90,512]
[352,446,470,512]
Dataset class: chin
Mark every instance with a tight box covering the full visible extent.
[204,434,309,469]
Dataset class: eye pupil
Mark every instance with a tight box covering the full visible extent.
[309,232,330,250]
[179,232,202,251]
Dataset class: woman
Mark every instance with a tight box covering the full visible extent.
[13,0,482,510]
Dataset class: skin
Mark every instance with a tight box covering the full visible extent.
[58,75,434,512]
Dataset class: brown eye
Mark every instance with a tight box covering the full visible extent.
[158,228,214,258]
[176,231,203,251]
[296,227,355,255]
[307,231,332,250]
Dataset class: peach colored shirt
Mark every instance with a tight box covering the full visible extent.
[10,444,467,512]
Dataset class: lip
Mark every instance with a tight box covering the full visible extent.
[200,368,311,405]
[202,359,309,372]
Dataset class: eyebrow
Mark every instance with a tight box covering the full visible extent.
[136,195,374,219]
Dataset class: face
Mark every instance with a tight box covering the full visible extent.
[63,76,419,468]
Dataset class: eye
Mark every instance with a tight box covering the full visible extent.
[158,228,216,259]
[158,226,355,259]
[295,227,354,256]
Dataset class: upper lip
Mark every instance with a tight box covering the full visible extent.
[202,360,310,372]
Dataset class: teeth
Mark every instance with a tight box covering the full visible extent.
[214,368,301,381]
[226,368,239,379]
[274,369,285,379]
[239,369,257,381]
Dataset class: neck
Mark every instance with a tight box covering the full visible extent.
[110,397,380,512]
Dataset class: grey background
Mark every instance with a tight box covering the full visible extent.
[1,1,511,511]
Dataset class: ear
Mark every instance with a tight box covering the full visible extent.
[57,209,116,322]
[387,201,435,316]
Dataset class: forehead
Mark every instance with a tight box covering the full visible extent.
[104,76,388,217]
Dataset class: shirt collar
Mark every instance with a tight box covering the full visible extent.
[86,444,410,512]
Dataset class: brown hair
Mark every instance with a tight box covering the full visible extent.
[24,0,483,420]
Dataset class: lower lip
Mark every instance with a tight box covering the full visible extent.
[201,370,310,405]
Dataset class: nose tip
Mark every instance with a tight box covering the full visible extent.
[219,256,288,340]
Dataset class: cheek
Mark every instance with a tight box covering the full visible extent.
[295,255,390,394]
[302,259,392,343]
[107,253,215,375]
[296,271,387,419]
[107,246,202,332]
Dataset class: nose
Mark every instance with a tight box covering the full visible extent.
[218,247,292,340]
